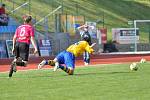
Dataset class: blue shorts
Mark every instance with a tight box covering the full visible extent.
[56,51,75,69]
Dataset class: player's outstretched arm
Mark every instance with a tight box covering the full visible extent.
[77,24,87,30]
[90,43,96,48]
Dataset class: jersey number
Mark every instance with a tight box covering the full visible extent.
[19,27,26,37]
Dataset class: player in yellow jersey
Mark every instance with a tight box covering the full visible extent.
[38,41,96,75]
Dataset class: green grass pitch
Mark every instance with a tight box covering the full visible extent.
[0,62,150,100]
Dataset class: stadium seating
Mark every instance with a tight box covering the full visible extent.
[0,25,17,33]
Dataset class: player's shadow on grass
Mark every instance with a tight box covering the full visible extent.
[23,71,132,78]
[0,71,132,78]
[74,71,131,76]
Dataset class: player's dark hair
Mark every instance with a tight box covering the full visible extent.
[23,15,32,23]
[81,32,92,45]
[2,4,5,7]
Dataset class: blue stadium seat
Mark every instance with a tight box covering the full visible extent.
[0,25,17,33]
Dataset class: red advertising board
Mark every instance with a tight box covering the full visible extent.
[100,28,107,44]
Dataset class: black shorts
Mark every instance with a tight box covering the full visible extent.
[14,42,29,61]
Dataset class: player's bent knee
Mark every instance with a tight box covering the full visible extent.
[67,68,74,75]
[68,72,73,75]
[16,60,27,67]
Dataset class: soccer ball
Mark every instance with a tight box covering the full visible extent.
[140,58,146,63]
[129,62,138,71]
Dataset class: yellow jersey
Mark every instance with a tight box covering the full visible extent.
[66,41,94,57]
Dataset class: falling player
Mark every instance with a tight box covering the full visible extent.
[38,40,96,75]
